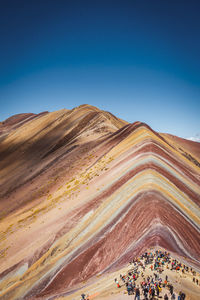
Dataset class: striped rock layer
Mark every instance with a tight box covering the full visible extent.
[0,105,199,299]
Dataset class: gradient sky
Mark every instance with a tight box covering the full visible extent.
[0,0,200,139]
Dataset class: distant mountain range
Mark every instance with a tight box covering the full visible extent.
[0,104,199,299]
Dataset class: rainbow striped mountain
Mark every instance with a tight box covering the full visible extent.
[0,104,199,299]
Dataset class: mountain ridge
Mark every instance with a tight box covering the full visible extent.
[0,105,199,299]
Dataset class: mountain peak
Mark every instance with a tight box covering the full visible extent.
[0,105,199,299]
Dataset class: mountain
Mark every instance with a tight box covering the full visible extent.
[0,104,199,299]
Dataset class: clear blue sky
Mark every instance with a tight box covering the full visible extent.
[0,0,199,138]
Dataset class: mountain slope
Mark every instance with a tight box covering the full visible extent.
[0,105,199,299]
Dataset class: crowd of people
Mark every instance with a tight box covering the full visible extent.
[79,249,199,300]
[114,250,199,300]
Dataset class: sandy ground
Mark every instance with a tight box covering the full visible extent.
[56,250,200,300]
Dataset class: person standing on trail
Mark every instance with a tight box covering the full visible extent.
[169,284,174,295]
[151,287,155,299]
[115,279,120,288]
[120,274,125,282]
[180,292,186,300]
[156,285,160,297]
[127,282,132,295]
[135,285,140,300]
[143,286,148,299]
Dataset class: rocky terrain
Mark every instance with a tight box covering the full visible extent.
[0,104,199,299]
